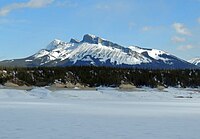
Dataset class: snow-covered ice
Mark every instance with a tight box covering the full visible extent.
[0,87,200,139]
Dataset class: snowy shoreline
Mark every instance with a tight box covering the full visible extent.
[0,87,200,101]
[1,87,200,139]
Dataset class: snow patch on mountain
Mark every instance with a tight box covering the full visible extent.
[68,43,150,65]
[128,46,169,62]
[34,49,50,58]
[188,58,200,66]
[34,40,80,63]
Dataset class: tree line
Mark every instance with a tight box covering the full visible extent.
[0,66,199,88]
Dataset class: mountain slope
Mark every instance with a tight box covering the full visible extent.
[188,58,200,67]
[0,34,198,69]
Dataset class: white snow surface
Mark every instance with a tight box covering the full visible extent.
[34,40,79,63]
[68,43,149,65]
[0,87,200,139]
[129,46,170,62]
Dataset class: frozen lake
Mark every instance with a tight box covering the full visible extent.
[0,87,200,139]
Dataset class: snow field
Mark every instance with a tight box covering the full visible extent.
[0,87,200,139]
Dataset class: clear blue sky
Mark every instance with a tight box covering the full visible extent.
[0,0,200,60]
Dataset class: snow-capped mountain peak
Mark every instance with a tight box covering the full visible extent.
[0,34,198,69]
[82,34,104,44]
[81,34,122,48]
[46,39,65,51]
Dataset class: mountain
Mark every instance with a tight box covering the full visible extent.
[188,58,200,67]
[0,34,198,69]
